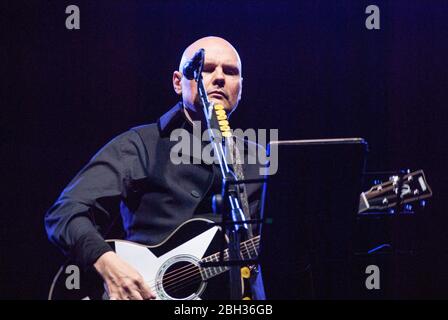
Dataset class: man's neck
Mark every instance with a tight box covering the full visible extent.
[183,105,206,127]
[182,107,196,126]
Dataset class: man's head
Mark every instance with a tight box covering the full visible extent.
[173,36,243,116]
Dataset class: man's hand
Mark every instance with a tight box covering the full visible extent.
[93,251,156,300]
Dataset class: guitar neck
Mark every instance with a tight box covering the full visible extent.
[199,236,260,280]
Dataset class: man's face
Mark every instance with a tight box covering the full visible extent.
[173,38,243,115]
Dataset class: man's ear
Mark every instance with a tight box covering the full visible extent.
[173,71,182,95]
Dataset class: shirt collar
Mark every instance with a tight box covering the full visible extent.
[157,101,189,137]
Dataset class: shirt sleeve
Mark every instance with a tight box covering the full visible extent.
[44,129,149,269]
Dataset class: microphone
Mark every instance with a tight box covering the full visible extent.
[182,48,205,80]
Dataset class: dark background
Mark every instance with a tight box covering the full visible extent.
[2,0,447,299]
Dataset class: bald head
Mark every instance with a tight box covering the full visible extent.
[178,36,242,75]
[173,36,243,115]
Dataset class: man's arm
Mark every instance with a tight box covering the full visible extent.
[45,130,155,299]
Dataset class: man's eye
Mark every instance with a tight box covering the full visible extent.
[225,68,239,76]
[202,66,214,73]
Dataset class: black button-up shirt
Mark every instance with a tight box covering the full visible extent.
[45,103,264,270]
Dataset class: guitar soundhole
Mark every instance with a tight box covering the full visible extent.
[162,261,203,299]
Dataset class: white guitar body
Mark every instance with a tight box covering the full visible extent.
[49,218,259,300]
[113,223,219,300]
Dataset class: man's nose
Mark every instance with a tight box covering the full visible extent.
[211,67,225,87]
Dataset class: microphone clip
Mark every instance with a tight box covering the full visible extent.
[182,48,205,81]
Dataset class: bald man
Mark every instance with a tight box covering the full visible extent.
[45,37,265,300]
[174,36,243,118]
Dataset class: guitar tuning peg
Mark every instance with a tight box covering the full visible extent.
[389,176,399,184]
[413,189,420,195]
[407,175,413,182]
[382,198,388,205]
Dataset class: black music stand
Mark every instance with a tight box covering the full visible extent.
[259,138,368,299]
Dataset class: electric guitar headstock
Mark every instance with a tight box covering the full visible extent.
[358,170,433,213]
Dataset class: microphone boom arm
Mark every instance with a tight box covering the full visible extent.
[185,48,253,300]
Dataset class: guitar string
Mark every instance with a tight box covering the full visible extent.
[137,237,259,292]
[164,238,261,296]
[147,235,260,286]
[147,238,260,293]
[365,184,395,199]
[148,237,260,288]
[145,238,260,294]
[151,239,261,296]
[162,242,261,297]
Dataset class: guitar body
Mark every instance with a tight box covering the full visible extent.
[49,218,240,300]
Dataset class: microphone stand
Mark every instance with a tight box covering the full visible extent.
[190,49,252,300]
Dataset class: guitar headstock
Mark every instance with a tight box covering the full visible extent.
[359,170,433,213]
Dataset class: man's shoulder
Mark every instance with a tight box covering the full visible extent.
[98,124,159,152]
[104,123,157,142]
[119,123,160,147]
[129,102,184,139]
[129,123,159,135]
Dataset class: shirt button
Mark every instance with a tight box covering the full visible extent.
[191,190,200,198]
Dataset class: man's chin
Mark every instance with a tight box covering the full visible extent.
[191,98,235,114]
[209,99,233,112]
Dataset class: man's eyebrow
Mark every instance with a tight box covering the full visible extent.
[203,62,217,67]
[202,61,240,74]
[222,63,240,73]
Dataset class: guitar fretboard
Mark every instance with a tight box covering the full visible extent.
[199,236,260,280]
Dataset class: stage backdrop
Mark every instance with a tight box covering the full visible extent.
[2,0,447,299]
